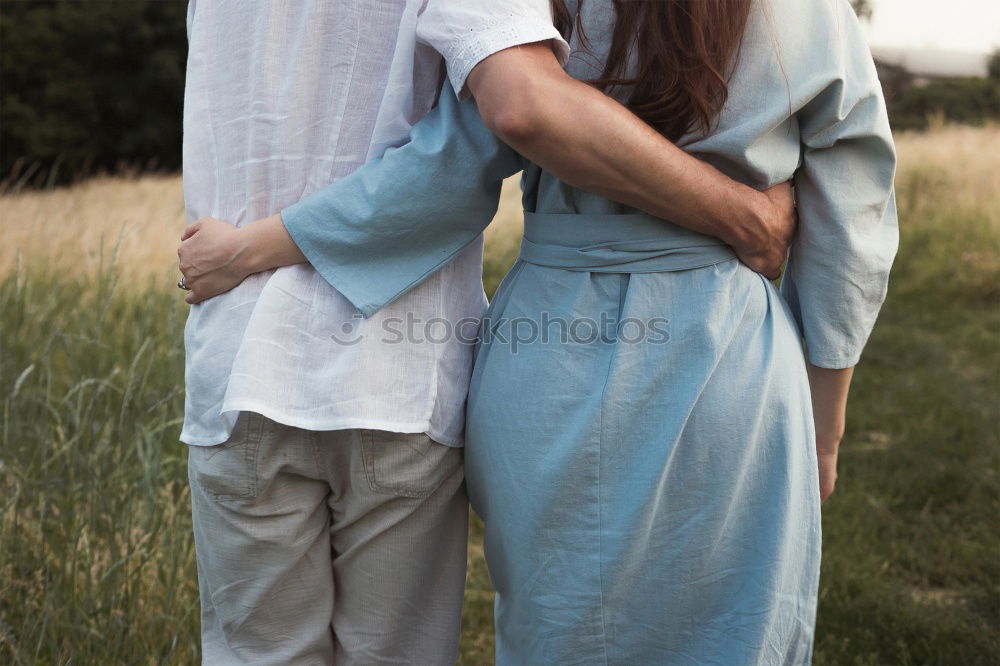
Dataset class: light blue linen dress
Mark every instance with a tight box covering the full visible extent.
[280,1,898,663]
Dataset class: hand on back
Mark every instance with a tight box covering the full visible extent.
[734,182,797,280]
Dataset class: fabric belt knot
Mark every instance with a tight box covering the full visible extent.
[519,212,738,273]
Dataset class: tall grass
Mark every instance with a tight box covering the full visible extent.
[1,266,195,664]
[1,125,997,665]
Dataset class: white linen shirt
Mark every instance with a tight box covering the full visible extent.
[180,0,568,446]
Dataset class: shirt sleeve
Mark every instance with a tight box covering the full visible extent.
[779,0,900,369]
[279,82,525,318]
[416,0,571,100]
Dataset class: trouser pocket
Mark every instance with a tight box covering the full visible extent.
[360,430,463,499]
[187,411,266,501]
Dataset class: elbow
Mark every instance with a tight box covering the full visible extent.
[480,78,548,149]
[488,102,541,147]
[467,43,567,151]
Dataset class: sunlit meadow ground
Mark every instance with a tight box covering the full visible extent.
[1,125,998,665]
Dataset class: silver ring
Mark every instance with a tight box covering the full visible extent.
[177,276,191,291]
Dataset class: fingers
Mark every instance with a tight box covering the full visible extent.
[176,245,198,277]
[178,225,196,274]
[817,450,838,502]
[759,183,797,263]
[763,180,793,199]
[820,478,837,502]
[183,280,208,305]
[754,255,782,280]
[747,254,782,281]
[736,251,781,282]
[181,273,203,304]
[181,220,201,241]
[180,273,229,305]
[178,272,195,303]
[178,257,200,278]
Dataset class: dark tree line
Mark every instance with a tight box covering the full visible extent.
[0,1,997,190]
[889,75,1000,131]
[0,0,188,188]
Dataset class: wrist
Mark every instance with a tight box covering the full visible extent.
[236,216,278,274]
[240,212,308,273]
[815,423,845,445]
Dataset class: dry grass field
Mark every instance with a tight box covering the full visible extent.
[1,125,998,665]
[0,169,527,289]
[3,123,995,293]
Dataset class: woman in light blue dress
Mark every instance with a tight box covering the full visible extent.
[178,0,898,662]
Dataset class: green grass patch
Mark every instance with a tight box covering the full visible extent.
[1,157,997,664]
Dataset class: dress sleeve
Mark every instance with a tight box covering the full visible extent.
[779,0,900,369]
[416,0,571,100]
[280,83,525,318]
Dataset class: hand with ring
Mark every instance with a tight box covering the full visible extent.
[176,217,253,304]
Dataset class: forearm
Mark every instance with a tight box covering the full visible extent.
[520,86,759,245]
[274,84,522,316]
[194,80,522,313]
[241,213,306,273]
[806,363,854,444]
[468,44,768,250]
[807,362,853,501]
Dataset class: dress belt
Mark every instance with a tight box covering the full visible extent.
[519,212,738,273]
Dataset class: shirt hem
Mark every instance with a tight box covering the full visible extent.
[804,349,862,369]
[181,402,464,449]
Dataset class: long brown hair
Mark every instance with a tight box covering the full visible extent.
[551,0,754,141]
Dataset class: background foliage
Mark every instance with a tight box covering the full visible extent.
[1,0,999,189]
[0,0,188,188]
[889,76,1000,131]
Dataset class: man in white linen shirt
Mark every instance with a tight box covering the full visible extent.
[179,0,796,663]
